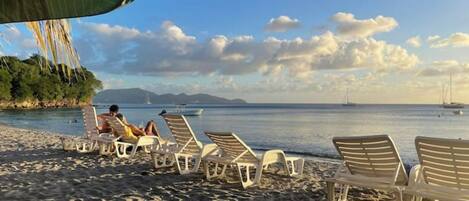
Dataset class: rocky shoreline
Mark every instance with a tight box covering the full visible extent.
[0,125,394,200]
[0,100,88,109]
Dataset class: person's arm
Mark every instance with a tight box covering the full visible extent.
[96,113,109,121]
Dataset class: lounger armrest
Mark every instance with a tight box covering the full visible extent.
[201,143,219,158]
[261,149,286,165]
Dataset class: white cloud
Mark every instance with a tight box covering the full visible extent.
[428,32,469,48]
[418,60,469,77]
[331,12,398,38]
[406,36,421,47]
[76,21,418,82]
[102,78,125,89]
[1,26,21,41]
[265,16,300,32]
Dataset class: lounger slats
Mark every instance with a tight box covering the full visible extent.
[82,106,99,138]
[416,136,469,191]
[205,132,258,162]
[335,141,391,149]
[332,135,407,185]
[162,114,202,154]
[342,155,397,163]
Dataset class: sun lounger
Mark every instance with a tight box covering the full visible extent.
[151,114,215,175]
[75,106,118,155]
[203,132,304,189]
[326,135,408,201]
[404,136,469,201]
[107,116,160,158]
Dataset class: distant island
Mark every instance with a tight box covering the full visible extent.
[0,55,102,109]
[94,88,247,104]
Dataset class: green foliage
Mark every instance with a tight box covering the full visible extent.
[0,68,12,100]
[0,55,102,103]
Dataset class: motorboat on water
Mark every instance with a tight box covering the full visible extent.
[453,110,464,115]
[159,104,204,116]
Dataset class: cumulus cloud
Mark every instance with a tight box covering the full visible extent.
[406,36,421,47]
[418,60,469,77]
[1,26,21,41]
[428,32,469,48]
[76,21,418,81]
[331,12,398,38]
[264,16,300,32]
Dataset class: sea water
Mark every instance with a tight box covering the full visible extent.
[0,104,467,164]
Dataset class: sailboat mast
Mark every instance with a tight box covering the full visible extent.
[345,88,349,104]
[450,73,453,103]
[442,85,445,104]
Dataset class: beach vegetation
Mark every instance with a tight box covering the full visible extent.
[0,55,102,104]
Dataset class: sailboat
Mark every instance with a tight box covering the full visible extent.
[342,88,357,107]
[442,73,464,109]
[145,93,152,104]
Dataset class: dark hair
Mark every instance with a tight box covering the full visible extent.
[116,113,124,121]
[109,105,119,113]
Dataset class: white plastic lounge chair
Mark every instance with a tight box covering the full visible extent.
[75,106,117,155]
[404,136,469,201]
[203,132,304,189]
[151,114,215,175]
[107,116,161,158]
[326,135,408,201]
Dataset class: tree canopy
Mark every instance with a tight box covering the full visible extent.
[0,55,102,103]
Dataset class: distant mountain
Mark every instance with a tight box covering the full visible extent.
[93,88,247,104]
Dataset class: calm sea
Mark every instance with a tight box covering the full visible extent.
[1,104,468,164]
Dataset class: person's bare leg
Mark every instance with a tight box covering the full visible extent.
[144,120,154,135]
[129,124,146,136]
[151,122,160,137]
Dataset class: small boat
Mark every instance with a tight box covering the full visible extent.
[342,88,357,107]
[453,110,463,115]
[442,73,464,109]
[145,93,152,104]
[160,104,204,116]
[443,102,465,109]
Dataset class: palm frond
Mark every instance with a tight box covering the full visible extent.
[25,20,81,77]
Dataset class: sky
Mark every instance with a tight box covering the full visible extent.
[2,0,469,104]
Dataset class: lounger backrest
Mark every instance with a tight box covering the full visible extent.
[205,132,258,163]
[415,136,469,190]
[162,114,202,154]
[106,116,127,137]
[333,135,408,185]
[82,106,99,139]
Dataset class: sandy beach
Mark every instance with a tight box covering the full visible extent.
[0,125,393,200]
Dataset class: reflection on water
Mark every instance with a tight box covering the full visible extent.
[0,104,468,163]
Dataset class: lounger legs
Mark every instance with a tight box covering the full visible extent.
[285,157,304,176]
[326,181,336,201]
[152,153,175,169]
[174,154,200,175]
[98,143,114,155]
[76,140,97,153]
[114,142,137,158]
[237,164,257,189]
[204,161,228,180]
[326,181,349,201]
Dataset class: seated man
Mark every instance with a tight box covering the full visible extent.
[96,104,119,133]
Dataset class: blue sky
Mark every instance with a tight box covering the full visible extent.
[3,0,469,103]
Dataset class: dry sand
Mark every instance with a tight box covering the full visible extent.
[0,125,394,200]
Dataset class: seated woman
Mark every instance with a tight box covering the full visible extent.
[115,113,161,144]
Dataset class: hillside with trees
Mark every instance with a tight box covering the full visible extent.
[0,55,102,109]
